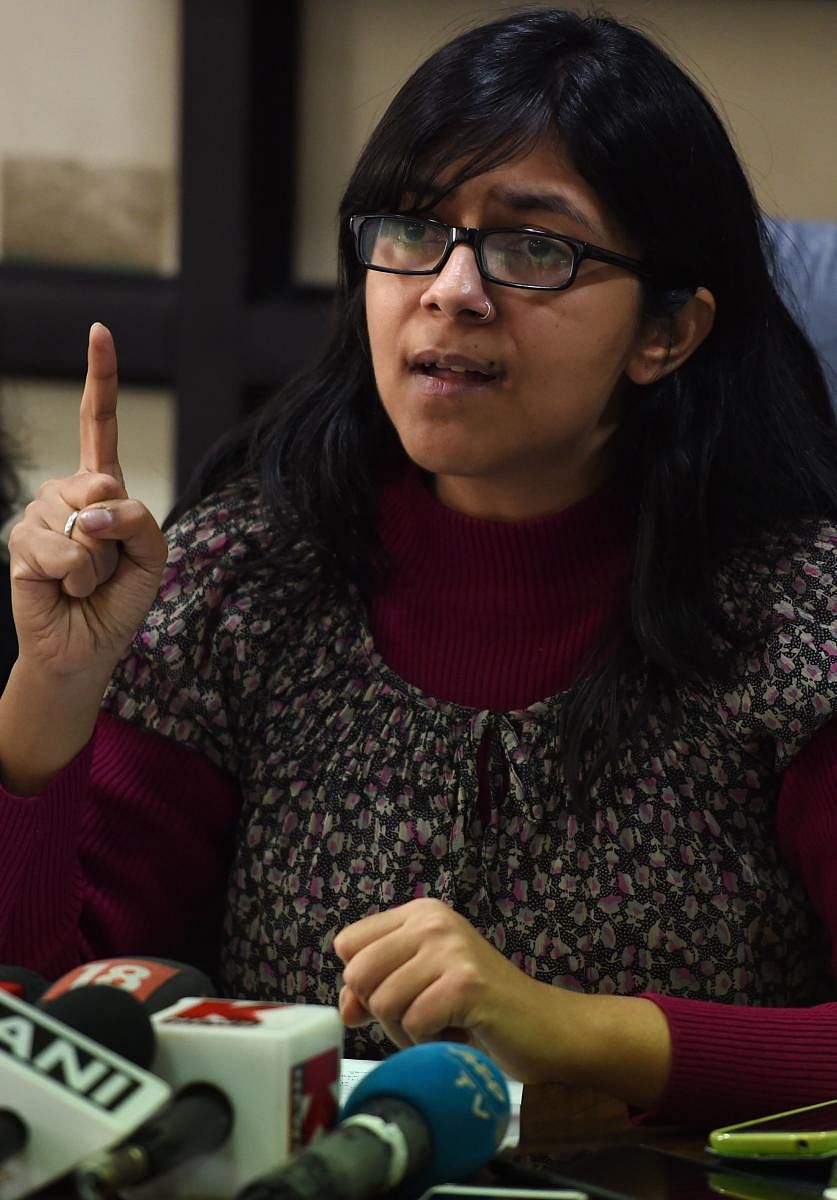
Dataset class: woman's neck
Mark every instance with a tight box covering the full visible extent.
[431,455,616,522]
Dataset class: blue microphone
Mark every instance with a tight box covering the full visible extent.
[236,1041,511,1200]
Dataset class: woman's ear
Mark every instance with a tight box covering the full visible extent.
[625,286,716,384]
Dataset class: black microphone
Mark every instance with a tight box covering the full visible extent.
[0,965,49,1004]
[40,987,156,1067]
[236,1042,512,1200]
[41,955,216,1013]
[75,1082,233,1199]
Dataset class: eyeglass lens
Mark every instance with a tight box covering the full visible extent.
[358,215,577,287]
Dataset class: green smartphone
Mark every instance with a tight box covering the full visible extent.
[420,1188,588,1199]
[709,1099,837,1159]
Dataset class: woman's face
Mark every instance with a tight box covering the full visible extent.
[364,138,660,520]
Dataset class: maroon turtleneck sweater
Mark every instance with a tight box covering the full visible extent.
[369,466,633,711]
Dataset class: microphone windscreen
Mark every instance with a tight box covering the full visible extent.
[341,1042,510,1183]
[42,957,217,1013]
[131,958,217,1012]
[0,965,49,1003]
[40,986,156,1068]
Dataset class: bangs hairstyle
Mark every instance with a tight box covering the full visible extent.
[338,8,740,313]
[174,8,837,814]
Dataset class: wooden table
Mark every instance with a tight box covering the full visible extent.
[487,1084,826,1200]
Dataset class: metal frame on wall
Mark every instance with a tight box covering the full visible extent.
[0,0,332,491]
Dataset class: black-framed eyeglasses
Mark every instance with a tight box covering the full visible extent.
[350,212,650,291]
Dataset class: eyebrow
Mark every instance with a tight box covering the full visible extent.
[486,186,599,236]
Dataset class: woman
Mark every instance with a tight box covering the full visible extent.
[1,9,836,1125]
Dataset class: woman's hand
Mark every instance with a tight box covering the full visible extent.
[333,897,673,1104]
[0,323,168,794]
[333,897,570,1083]
[8,323,168,678]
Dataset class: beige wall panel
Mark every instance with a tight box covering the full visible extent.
[296,0,837,285]
[0,2,179,515]
[0,0,180,270]
[0,380,175,531]
[0,0,179,166]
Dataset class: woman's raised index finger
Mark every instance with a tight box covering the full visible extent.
[79,322,122,483]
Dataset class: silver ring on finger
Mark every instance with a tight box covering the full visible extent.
[63,510,81,539]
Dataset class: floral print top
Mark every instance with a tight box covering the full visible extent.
[104,481,837,1058]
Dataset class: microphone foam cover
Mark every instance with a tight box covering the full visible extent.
[341,1041,510,1183]
[41,985,156,1068]
[116,957,217,1013]
[41,957,217,1014]
[0,965,49,1003]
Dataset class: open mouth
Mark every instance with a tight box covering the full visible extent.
[414,360,499,383]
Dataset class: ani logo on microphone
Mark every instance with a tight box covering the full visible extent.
[0,997,143,1112]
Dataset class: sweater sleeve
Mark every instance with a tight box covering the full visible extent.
[0,711,240,981]
[644,718,837,1125]
[0,486,289,982]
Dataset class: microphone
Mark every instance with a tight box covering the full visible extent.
[74,1082,234,1199]
[0,966,48,1004]
[0,985,170,1200]
[38,958,222,1196]
[73,996,344,1199]
[39,987,156,1067]
[236,1041,511,1200]
[45,958,232,1196]
[0,964,51,1162]
[41,956,216,1013]
[2,954,208,1179]
[1,976,152,1170]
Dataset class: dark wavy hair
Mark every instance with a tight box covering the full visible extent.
[173,7,837,809]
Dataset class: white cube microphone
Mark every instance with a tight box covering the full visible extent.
[76,997,343,1200]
